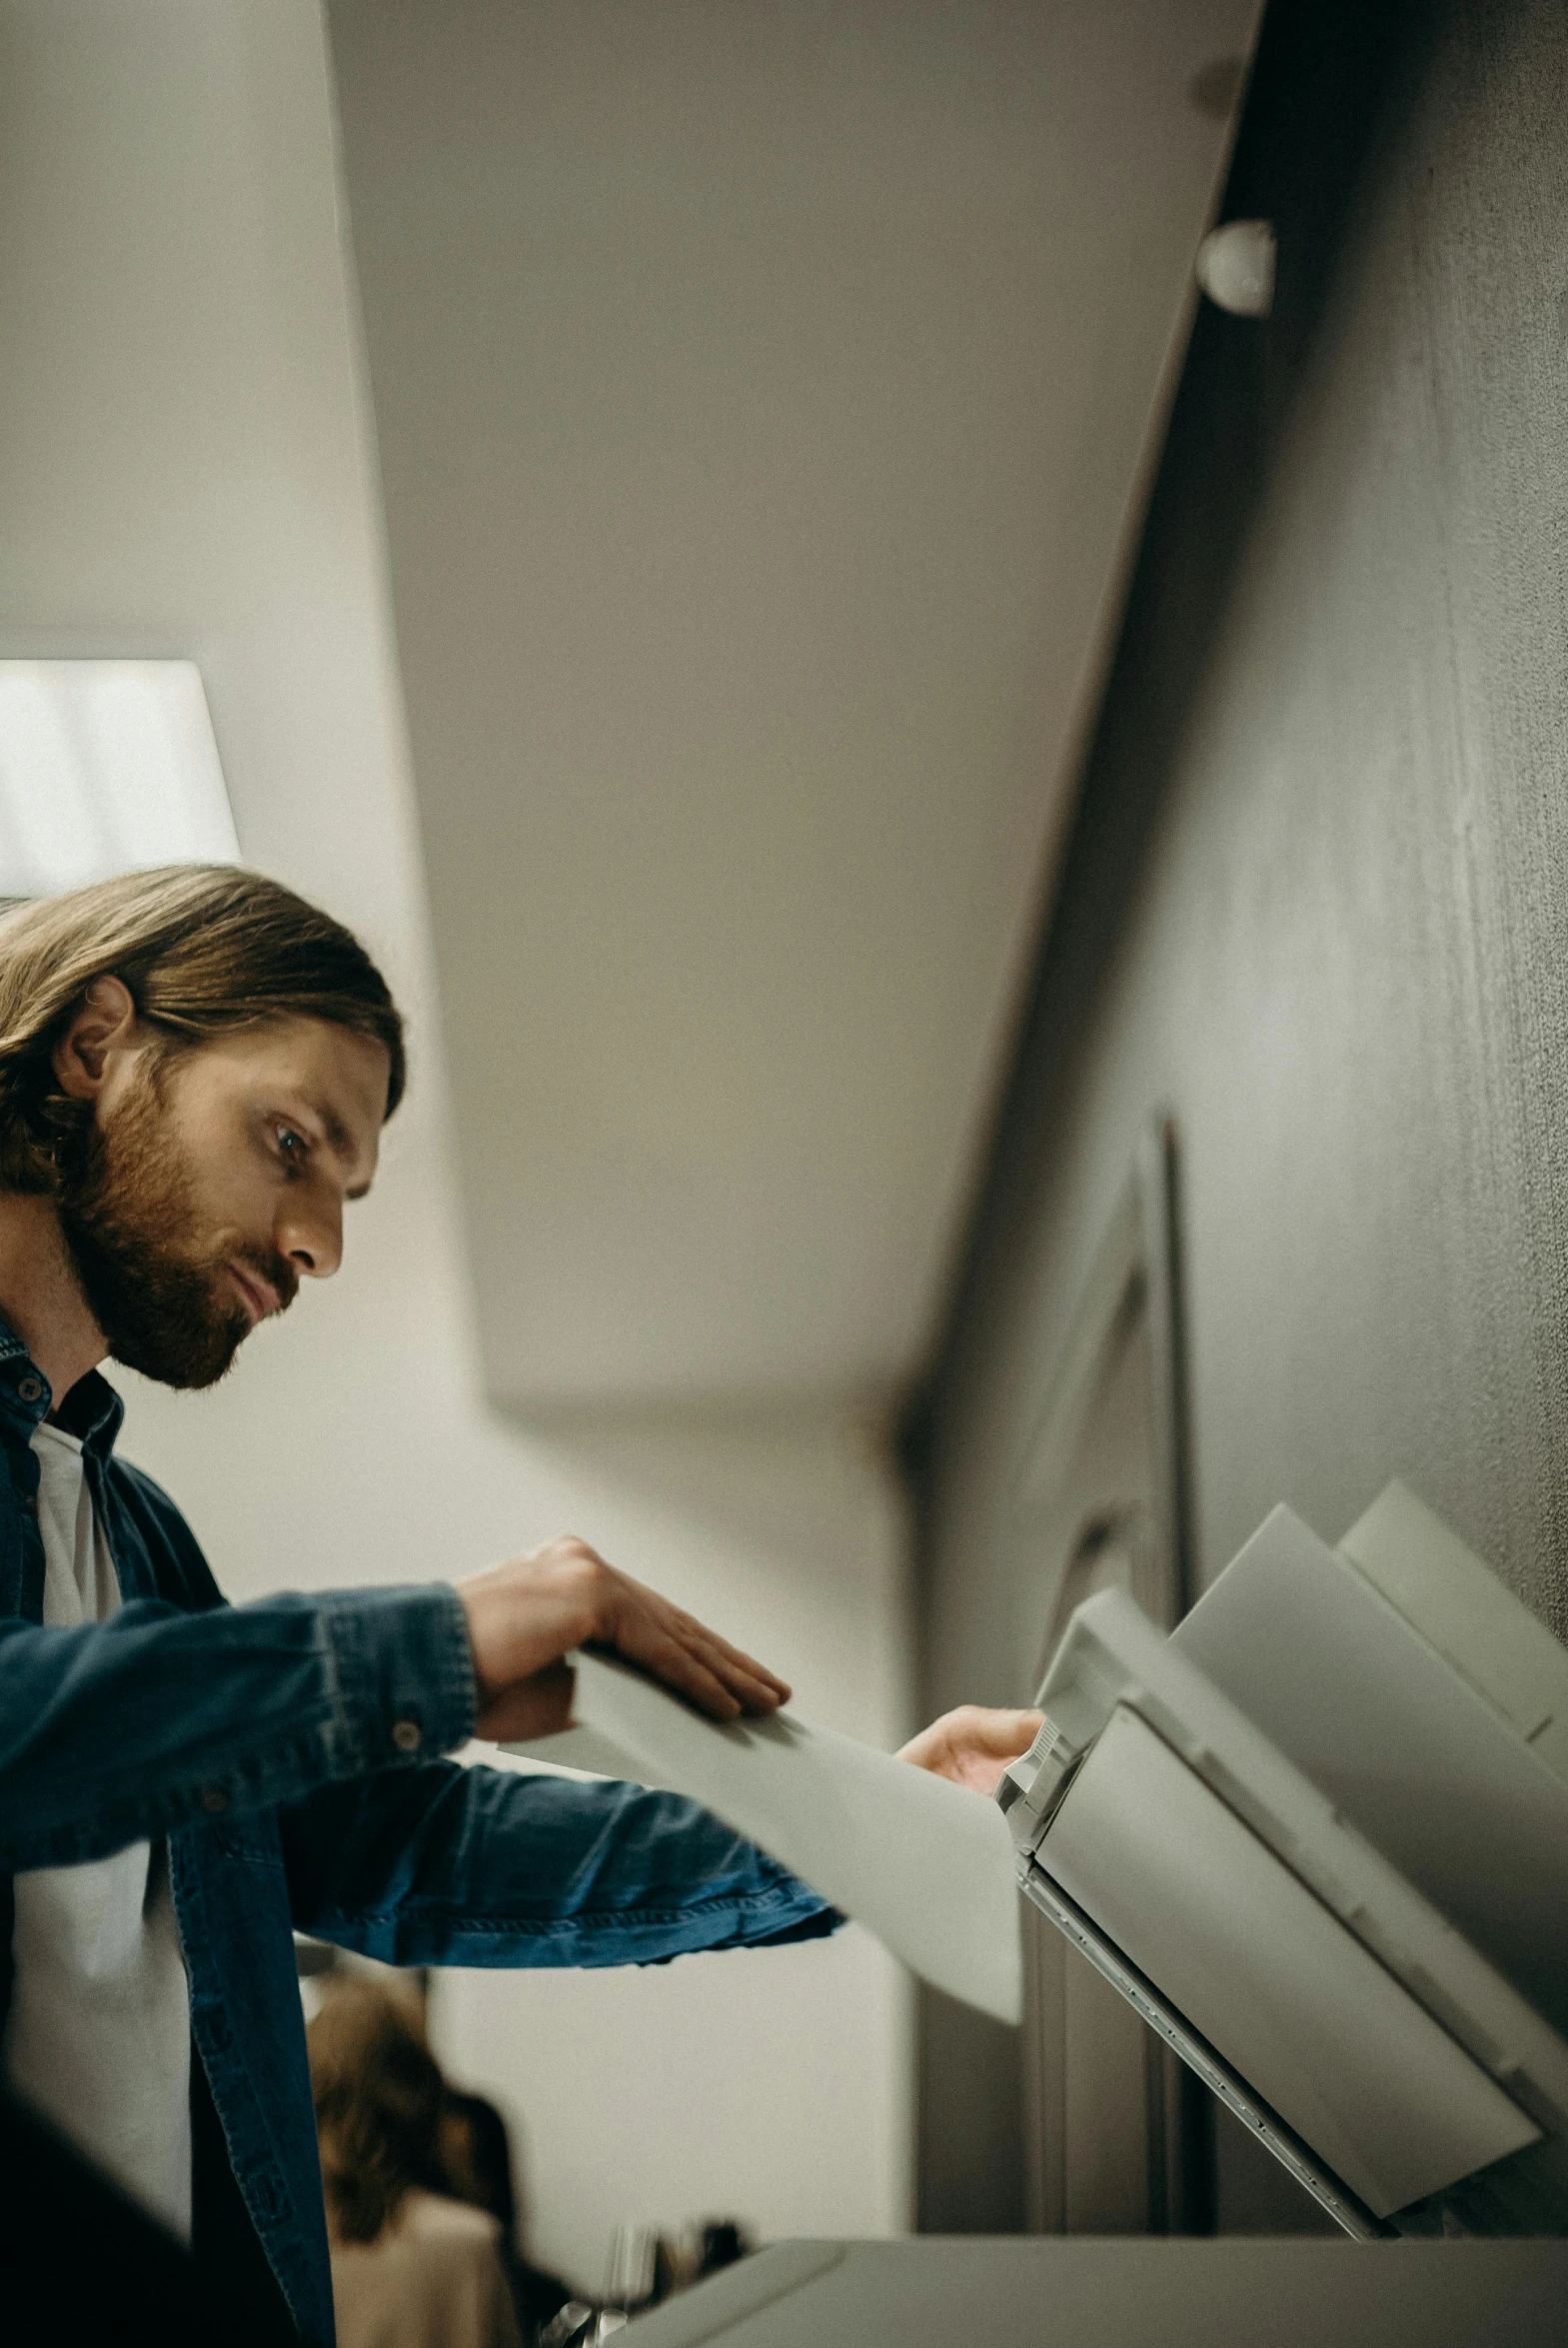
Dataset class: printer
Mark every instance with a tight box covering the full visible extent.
[997,1479,1568,2237]
[619,1482,1568,2343]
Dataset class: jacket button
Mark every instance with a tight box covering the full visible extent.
[391,1719,423,1753]
[201,1787,229,1814]
[17,1375,43,1403]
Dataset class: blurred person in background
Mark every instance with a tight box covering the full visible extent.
[310,1979,522,2348]
[440,2089,572,2345]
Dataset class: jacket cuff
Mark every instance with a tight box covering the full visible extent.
[319,1583,478,1773]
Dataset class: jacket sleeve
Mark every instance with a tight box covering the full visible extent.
[0,1583,477,1870]
[280,1760,839,1968]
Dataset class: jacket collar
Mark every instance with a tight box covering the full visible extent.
[0,1311,125,1459]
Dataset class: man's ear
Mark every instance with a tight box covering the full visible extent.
[52,977,141,1103]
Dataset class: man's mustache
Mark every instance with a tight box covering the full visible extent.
[227,1248,299,1316]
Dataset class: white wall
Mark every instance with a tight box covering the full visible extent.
[0,0,912,2290]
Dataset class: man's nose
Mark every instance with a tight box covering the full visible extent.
[278,1193,344,1279]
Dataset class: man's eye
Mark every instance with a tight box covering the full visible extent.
[277,1127,309,1170]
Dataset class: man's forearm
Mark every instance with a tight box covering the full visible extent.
[0,1583,476,1870]
[282,1760,838,1970]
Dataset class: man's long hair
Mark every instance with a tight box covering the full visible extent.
[0,866,406,1193]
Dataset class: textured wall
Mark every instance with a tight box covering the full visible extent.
[915,0,1568,2229]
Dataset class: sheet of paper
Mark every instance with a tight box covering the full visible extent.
[505,1650,1021,2024]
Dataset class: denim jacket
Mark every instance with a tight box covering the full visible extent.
[0,1321,834,2346]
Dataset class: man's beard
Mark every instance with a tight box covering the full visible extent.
[54,1063,293,1391]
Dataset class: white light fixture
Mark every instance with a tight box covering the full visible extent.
[0,660,240,899]
[1195,218,1276,319]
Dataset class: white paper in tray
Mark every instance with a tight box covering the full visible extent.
[504,1650,1021,2024]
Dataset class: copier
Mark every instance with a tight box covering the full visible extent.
[620,1482,1568,2344]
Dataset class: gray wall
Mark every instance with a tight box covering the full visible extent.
[914,0,1568,2229]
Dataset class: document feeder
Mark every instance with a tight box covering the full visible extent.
[995,1485,1568,2236]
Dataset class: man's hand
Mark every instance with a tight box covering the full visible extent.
[458,1536,791,1742]
[897,1706,1042,1796]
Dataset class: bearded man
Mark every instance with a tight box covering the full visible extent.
[0,866,1035,2348]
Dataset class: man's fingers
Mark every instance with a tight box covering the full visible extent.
[460,1536,793,1726]
[648,1599,791,1704]
[615,1620,746,1720]
[896,1705,1046,1791]
[961,1706,1043,1756]
[595,1596,749,1719]
[603,1586,789,1716]
[682,1626,791,1701]
[681,1629,789,1711]
[536,1548,791,1709]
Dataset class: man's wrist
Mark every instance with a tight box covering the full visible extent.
[318,1582,479,1770]
[455,1544,604,1702]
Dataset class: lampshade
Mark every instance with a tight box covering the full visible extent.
[0,660,240,900]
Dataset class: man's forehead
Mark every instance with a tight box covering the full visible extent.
[241,1014,385,1091]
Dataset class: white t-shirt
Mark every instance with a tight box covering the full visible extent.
[3,1420,193,2239]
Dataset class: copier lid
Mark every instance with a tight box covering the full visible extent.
[1173,1500,1568,2032]
[1008,1580,1568,2228]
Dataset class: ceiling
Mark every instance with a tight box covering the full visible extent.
[327,0,1260,1415]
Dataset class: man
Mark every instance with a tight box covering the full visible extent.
[0,865,1036,2346]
